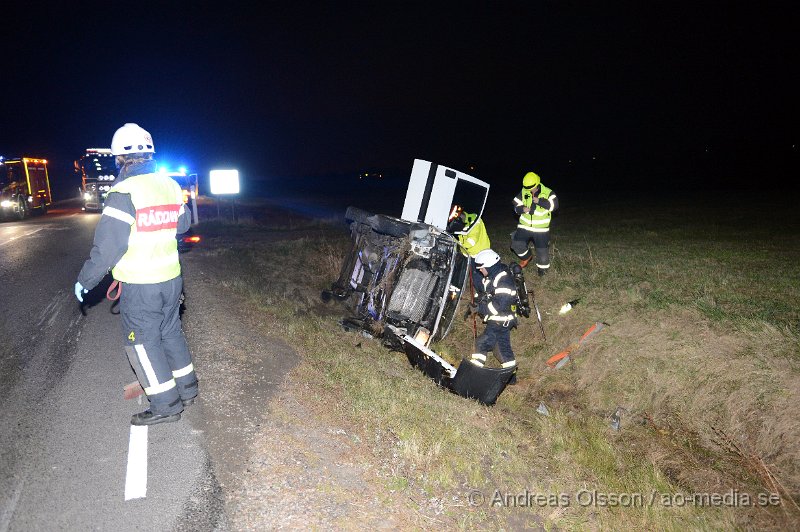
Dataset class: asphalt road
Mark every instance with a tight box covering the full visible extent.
[0,200,222,531]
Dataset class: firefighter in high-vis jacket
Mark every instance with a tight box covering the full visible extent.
[511,171,559,276]
[447,204,491,296]
[469,249,518,382]
[74,123,198,426]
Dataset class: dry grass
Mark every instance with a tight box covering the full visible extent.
[193,191,800,530]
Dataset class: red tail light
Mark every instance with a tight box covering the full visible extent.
[183,235,201,243]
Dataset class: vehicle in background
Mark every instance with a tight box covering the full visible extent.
[160,168,201,253]
[178,226,201,253]
[75,148,116,212]
[161,169,200,225]
[357,168,383,180]
[0,156,52,220]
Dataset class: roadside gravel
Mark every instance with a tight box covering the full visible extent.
[178,236,431,530]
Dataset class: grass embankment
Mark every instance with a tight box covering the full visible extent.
[194,192,799,530]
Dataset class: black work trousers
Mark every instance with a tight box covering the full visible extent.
[510,229,550,270]
[120,276,197,416]
[476,321,516,365]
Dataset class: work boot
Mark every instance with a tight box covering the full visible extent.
[131,410,181,426]
[537,268,546,277]
[518,256,532,268]
[508,374,518,385]
[181,396,197,407]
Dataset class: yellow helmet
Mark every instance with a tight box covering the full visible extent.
[522,171,540,188]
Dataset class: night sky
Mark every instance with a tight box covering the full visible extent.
[1,2,797,201]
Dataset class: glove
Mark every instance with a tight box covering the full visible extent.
[74,282,88,302]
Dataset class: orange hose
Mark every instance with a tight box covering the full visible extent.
[107,280,121,301]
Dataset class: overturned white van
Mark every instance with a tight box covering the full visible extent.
[323,159,519,405]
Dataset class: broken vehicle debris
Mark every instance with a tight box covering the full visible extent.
[323,159,522,405]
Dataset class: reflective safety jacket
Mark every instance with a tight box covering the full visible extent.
[457,213,491,258]
[478,264,518,326]
[110,173,185,283]
[77,162,190,290]
[513,183,558,233]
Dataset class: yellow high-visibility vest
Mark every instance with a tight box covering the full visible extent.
[516,183,554,233]
[109,173,183,283]
[458,213,491,257]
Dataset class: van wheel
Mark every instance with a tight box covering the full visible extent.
[367,214,409,237]
[345,206,372,224]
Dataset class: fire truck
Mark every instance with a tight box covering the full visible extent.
[75,149,199,224]
[0,157,52,220]
[75,148,116,211]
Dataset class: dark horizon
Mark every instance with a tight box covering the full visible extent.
[2,3,797,203]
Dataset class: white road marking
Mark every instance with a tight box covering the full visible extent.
[124,425,148,500]
[0,476,25,532]
[0,227,44,247]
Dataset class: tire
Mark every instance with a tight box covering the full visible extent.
[15,197,28,220]
[345,206,373,225]
[367,214,409,237]
[39,202,48,215]
[345,205,410,237]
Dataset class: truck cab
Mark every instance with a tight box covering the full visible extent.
[0,157,52,220]
[75,148,117,212]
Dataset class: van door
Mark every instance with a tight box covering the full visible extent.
[400,159,490,232]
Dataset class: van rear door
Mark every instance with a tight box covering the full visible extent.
[400,159,490,232]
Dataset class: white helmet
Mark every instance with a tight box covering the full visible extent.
[474,249,500,269]
[111,123,155,155]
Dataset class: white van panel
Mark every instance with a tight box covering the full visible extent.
[400,159,490,231]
